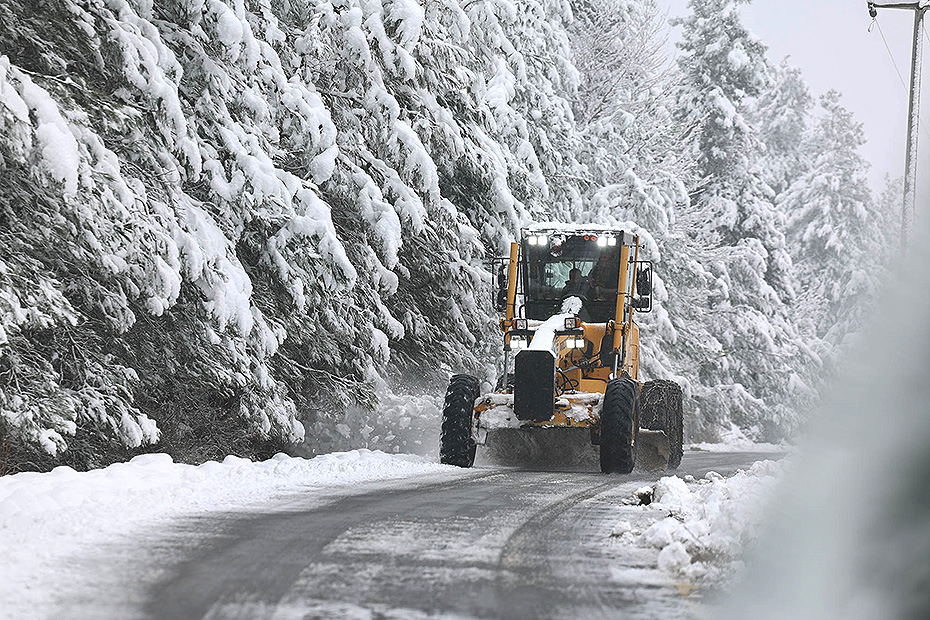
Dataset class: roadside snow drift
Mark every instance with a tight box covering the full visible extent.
[0,450,450,619]
[612,460,783,588]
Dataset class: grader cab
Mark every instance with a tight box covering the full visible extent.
[439,226,683,473]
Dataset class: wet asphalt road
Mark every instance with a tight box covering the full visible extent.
[137,451,777,620]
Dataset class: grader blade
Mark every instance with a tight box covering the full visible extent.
[637,428,671,471]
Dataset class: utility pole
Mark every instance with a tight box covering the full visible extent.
[868,1,928,252]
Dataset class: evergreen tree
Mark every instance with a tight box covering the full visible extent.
[672,0,812,440]
[0,0,595,466]
[751,58,814,197]
[782,90,888,348]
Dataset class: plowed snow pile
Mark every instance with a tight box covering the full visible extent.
[0,451,449,619]
[612,460,783,588]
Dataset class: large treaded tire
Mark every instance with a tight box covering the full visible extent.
[640,380,684,469]
[440,374,479,467]
[599,377,638,474]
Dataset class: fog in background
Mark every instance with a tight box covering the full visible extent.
[716,207,930,619]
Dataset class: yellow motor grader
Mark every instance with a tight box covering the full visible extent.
[439,225,683,473]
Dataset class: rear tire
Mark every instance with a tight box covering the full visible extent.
[599,377,638,474]
[640,380,684,469]
[440,374,479,467]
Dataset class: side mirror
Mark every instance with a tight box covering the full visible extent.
[636,265,652,297]
[632,263,653,312]
[494,263,508,312]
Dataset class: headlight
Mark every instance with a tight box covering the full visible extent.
[564,317,582,330]
[527,235,548,246]
[564,337,586,349]
[506,334,530,351]
[513,318,528,330]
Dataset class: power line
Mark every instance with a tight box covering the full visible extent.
[870,17,930,144]
[866,1,928,254]
[872,18,909,89]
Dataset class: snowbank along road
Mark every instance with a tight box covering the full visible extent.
[131,451,774,620]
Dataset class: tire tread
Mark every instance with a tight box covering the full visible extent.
[640,379,684,469]
[600,377,638,474]
[439,374,479,467]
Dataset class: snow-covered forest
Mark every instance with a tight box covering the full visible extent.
[0,0,890,472]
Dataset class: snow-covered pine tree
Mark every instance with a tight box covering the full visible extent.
[781,90,889,350]
[750,58,814,197]
[674,0,783,265]
[672,0,813,440]
[464,0,589,223]
[0,0,339,466]
[0,0,602,467]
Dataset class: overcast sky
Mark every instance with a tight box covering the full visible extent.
[656,0,929,197]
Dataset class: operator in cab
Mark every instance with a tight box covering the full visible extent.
[560,268,588,299]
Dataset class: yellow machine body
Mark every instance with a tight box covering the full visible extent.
[474,227,651,440]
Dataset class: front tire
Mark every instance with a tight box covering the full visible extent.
[440,374,479,467]
[600,377,638,474]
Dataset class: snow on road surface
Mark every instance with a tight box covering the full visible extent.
[0,449,783,619]
[0,450,449,620]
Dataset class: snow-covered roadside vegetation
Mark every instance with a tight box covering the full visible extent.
[688,423,788,453]
[0,449,451,618]
[611,460,783,590]
[0,0,891,472]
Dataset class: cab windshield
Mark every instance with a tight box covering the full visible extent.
[522,235,621,323]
